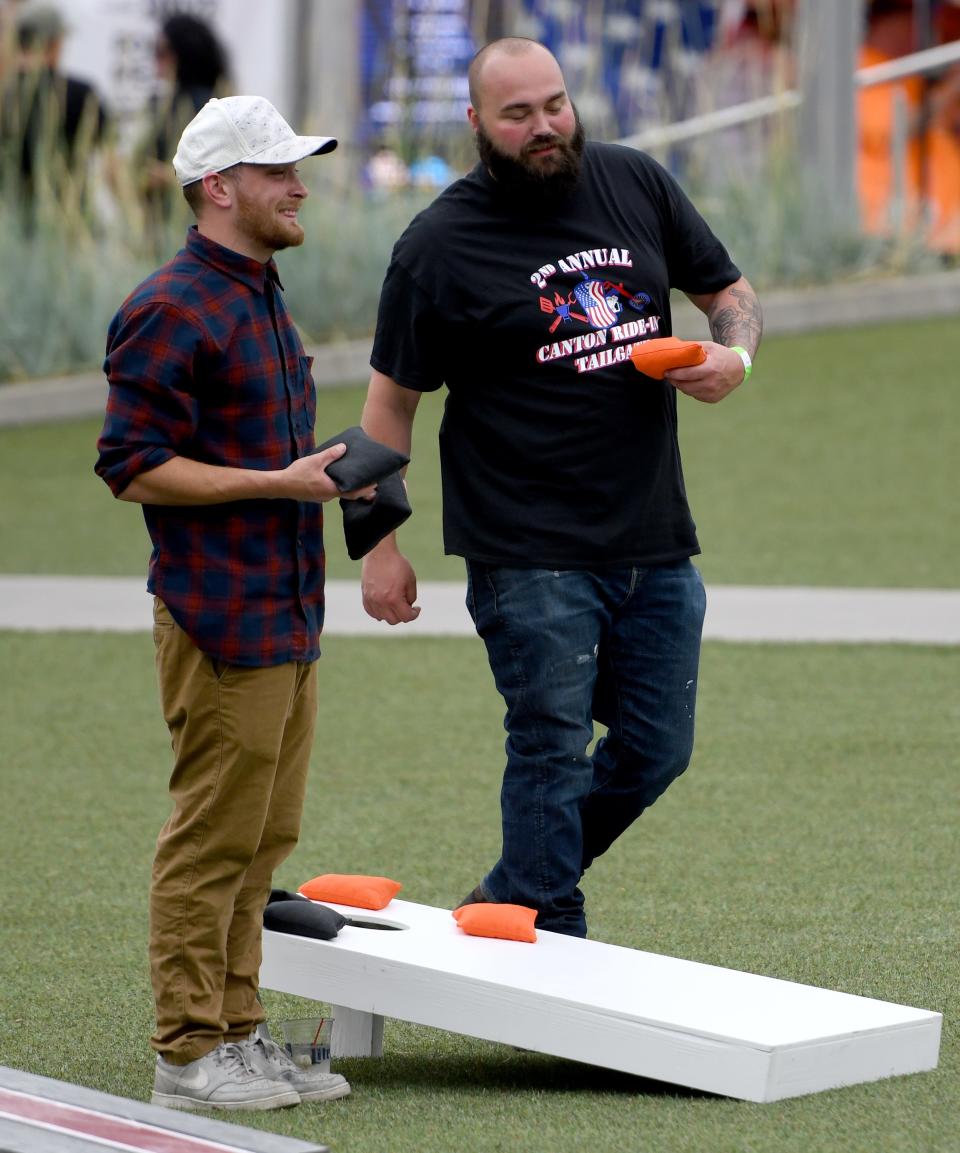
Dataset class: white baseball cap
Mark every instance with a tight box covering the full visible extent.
[173,95,337,187]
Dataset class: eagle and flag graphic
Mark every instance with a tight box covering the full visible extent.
[539,273,652,333]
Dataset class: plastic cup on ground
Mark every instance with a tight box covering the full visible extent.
[278,1017,333,1073]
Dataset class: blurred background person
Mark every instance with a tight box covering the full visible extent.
[702,0,797,182]
[135,11,230,247]
[363,143,410,193]
[858,0,960,259]
[0,1,110,224]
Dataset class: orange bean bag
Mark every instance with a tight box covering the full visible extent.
[630,336,706,379]
[298,873,402,910]
[452,903,537,943]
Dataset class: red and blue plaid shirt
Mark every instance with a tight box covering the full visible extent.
[96,227,325,667]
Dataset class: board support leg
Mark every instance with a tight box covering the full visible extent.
[330,1004,384,1058]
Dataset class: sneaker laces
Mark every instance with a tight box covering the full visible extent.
[248,1033,295,1072]
[211,1041,263,1078]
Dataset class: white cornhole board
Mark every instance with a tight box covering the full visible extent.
[259,898,941,1103]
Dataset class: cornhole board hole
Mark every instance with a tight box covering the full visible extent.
[259,898,941,1103]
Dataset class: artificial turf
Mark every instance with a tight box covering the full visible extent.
[0,313,956,1150]
[0,315,957,587]
[0,633,956,1152]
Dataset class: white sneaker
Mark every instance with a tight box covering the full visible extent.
[245,1033,351,1103]
[151,1042,301,1111]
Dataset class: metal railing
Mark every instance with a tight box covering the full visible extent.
[618,39,960,152]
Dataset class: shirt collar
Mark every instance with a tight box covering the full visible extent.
[471,160,581,218]
[184,226,283,294]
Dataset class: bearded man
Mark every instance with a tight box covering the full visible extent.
[360,39,763,939]
[96,97,373,1111]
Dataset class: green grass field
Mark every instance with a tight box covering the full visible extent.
[0,634,956,1152]
[0,316,957,586]
[0,316,957,1151]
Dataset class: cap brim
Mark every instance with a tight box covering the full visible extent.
[246,136,338,166]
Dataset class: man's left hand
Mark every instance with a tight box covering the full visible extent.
[665,341,748,404]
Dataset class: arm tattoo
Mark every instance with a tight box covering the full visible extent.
[708,283,763,355]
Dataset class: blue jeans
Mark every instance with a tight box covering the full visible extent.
[465,559,706,937]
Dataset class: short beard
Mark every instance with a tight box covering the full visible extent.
[475,110,585,207]
[235,198,304,253]
[229,174,305,254]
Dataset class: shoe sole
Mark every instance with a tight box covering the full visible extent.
[150,1088,301,1111]
[296,1082,352,1103]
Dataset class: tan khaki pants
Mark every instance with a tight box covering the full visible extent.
[150,598,317,1063]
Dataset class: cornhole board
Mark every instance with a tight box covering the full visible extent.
[0,1065,329,1153]
[260,897,941,1103]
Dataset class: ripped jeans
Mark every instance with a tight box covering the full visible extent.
[465,559,706,937]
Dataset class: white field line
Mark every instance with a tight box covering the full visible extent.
[0,576,958,645]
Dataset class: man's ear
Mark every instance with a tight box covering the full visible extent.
[201,171,234,209]
[467,106,481,134]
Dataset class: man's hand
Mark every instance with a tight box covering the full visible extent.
[117,444,377,506]
[665,341,748,404]
[280,443,378,503]
[361,544,421,624]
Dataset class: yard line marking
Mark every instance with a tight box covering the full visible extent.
[0,576,958,644]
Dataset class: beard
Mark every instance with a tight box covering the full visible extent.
[475,109,585,207]
[235,191,305,254]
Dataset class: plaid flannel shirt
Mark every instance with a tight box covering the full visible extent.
[96,227,324,667]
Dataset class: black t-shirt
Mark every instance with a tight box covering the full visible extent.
[370,141,741,568]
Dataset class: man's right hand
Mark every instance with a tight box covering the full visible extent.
[280,443,377,503]
[117,445,377,507]
[361,545,421,624]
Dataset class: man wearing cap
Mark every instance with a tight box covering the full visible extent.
[96,97,363,1112]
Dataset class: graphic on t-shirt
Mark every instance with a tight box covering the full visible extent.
[539,289,589,333]
[573,278,622,328]
[627,289,653,312]
[539,275,653,334]
[530,250,663,374]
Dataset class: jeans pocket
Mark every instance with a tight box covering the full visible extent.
[465,564,477,624]
[465,560,499,632]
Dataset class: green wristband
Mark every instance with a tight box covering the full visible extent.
[731,345,753,381]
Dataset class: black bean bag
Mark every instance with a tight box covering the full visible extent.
[263,898,346,941]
